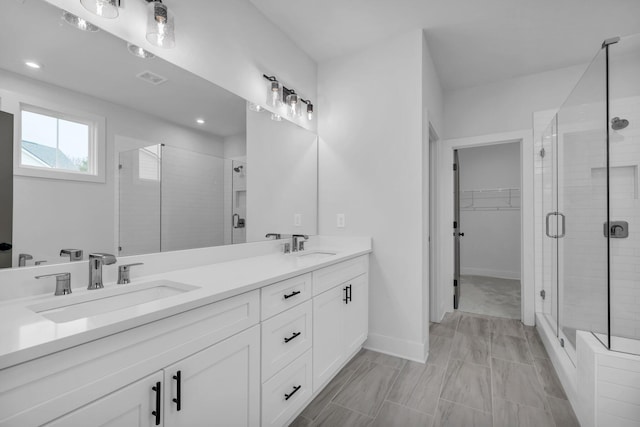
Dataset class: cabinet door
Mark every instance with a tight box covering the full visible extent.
[312,285,346,391]
[44,372,163,427]
[163,325,260,427]
[343,274,368,357]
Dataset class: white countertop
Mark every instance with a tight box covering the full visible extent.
[0,241,371,370]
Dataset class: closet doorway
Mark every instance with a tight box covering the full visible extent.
[454,142,521,319]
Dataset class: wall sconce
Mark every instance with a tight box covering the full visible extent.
[145,0,175,48]
[301,99,313,121]
[80,0,120,19]
[263,75,282,108]
[262,74,314,121]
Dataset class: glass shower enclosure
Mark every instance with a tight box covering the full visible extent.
[539,33,640,358]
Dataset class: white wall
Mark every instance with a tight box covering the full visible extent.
[444,64,586,139]
[458,142,521,279]
[246,110,318,241]
[318,29,443,361]
[44,0,317,132]
[0,70,223,266]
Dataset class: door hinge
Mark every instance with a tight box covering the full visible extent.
[540,289,546,300]
[453,279,458,287]
[539,148,545,158]
[453,221,457,229]
[118,164,123,170]
[560,338,565,348]
[453,163,457,171]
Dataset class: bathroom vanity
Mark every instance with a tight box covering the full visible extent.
[0,239,370,426]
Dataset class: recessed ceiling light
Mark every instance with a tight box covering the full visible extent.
[196,118,205,125]
[62,11,100,32]
[25,61,41,69]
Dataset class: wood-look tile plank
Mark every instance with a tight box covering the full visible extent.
[300,365,355,420]
[440,359,492,412]
[427,334,452,368]
[430,312,459,338]
[492,358,549,411]
[524,326,549,359]
[289,415,312,427]
[333,361,399,417]
[360,349,407,369]
[534,357,567,399]
[387,361,445,415]
[433,399,492,427]
[450,332,490,366]
[491,334,534,364]
[491,318,525,338]
[547,396,580,427]
[457,315,492,339]
[493,398,555,427]
[313,403,373,427]
[371,401,433,427]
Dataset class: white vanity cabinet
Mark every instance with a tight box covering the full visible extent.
[312,256,369,392]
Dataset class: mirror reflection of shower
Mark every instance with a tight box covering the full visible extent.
[230,160,247,244]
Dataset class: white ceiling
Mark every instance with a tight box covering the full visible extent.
[0,0,246,138]
[249,0,640,90]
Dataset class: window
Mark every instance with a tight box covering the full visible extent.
[17,103,105,182]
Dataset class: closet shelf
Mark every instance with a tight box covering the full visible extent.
[460,188,520,211]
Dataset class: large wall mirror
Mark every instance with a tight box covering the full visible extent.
[0,0,318,268]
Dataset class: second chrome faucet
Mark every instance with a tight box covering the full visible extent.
[88,253,116,290]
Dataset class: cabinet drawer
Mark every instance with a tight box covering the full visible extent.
[261,273,311,320]
[312,256,368,296]
[262,300,312,381]
[262,350,312,427]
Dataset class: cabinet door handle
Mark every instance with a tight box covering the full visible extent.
[348,284,352,302]
[283,290,301,300]
[152,381,161,425]
[284,332,301,343]
[343,286,349,304]
[172,370,182,411]
[284,385,302,401]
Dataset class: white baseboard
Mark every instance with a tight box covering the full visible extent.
[461,267,521,280]
[364,332,428,363]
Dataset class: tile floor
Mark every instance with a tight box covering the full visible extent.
[291,311,581,427]
[458,275,521,319]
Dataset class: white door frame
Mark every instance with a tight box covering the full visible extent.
[432,129,535,325]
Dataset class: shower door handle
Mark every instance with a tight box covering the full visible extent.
[557,212,566,238]
[545,212,555,238]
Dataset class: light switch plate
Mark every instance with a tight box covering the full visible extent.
[294,213,302,227]
[337,213,345,228]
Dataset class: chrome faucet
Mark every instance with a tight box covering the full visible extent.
[88,253,116,290]
[18,253,32,267]
[60,249,83,261]
[36,272,72,296]
[117,262,144,284]
[292,234,309,252]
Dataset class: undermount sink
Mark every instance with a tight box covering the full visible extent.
[28,280,199,323]
[295,250,337,261]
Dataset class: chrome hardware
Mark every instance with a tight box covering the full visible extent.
[117,262,144,284]
[35,272,72,296]
[35,260,47,265]
[545,212,565,238]
[292,234,308,252]
[265,233,281,239]
[283,242,291,254]
[18,253,32,267]
[60,248,83,261]
[540,290,546,300]
[88,253,116,290]
[557,212,566,238]
[604,221,629,238]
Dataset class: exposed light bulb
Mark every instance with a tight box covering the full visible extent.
[306,103,314,121]
[146,1,175,48]
[286,92,299,118]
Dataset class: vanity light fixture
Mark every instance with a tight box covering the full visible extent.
[248,102,264,112]
[80,0,120,19]
[285,90,300,118]
[25,61,42,69]
[62,11,100,32]
[263,75,282,108]
[127,43,156,59]
[301,99,313,121]
[145,0,175,49]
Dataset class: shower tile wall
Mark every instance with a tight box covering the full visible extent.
[161,146,225,252]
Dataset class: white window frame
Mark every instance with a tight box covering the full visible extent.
[15,101,106,183]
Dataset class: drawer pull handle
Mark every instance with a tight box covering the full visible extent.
[284,332,301,343]
[283,290,301,300]
[343,284,352,304]
[152,381,161,425]
[284,385,302,401]
[172,370,182,411]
